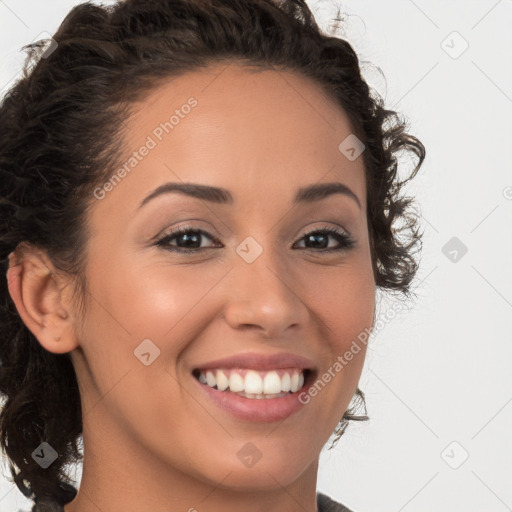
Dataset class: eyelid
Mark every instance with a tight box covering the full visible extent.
[155,225,221,247]
[300,224,350,238]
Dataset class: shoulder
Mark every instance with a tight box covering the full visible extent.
[317,491,355,512]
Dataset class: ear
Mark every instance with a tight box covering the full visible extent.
[6,242,79,354]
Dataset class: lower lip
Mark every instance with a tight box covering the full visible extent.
[193,371,313,423]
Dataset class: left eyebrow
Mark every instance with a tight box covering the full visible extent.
[137,181,361,210]
[294,182,361,209]
[138,182,233,209]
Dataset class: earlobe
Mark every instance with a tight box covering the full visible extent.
[6,245,79,354]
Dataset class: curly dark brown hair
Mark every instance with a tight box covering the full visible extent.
[0,0,425,509]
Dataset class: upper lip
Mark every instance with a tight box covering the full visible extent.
[193,352,317,372]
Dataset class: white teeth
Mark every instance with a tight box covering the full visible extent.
[290,372,299,392]
[216,370,229,391]
[244,370,263,394]
[281,372,291,392]
[196,368,307,397]
[206,371,216,388]
[229,372,244,393]
[262,371,281,394]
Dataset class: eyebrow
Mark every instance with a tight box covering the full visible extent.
[138,181,362,210]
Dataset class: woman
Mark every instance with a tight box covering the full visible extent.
[0,0,425,511]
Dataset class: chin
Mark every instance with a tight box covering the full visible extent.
[204,452,315,491]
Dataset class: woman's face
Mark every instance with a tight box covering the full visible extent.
[70,63,375,493]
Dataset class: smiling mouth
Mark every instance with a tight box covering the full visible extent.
[192,367,313,399]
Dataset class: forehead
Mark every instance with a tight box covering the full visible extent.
[131,61,358,152]
[97,62,366,215]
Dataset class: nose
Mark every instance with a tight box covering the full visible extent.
[222,246,309,339]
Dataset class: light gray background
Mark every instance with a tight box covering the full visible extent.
[1,1,511,511]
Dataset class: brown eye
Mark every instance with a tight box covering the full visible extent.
[293,227,355,252]
[156,226,221,252]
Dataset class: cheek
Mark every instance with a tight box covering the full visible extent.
[303,263,375,338]
[86,251,230,349]
[301,264,374,395]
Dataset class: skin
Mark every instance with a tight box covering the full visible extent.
[7,62,375,512]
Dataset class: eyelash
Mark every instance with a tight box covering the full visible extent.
[155,225,355,254]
